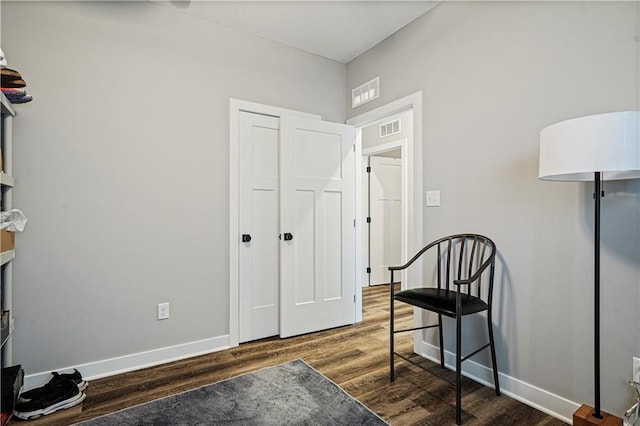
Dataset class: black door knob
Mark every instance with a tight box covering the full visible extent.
[242,234,252,243]
[283,233,293,241]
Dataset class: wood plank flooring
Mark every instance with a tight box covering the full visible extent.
[19,285,567,425]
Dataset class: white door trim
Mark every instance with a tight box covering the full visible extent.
[362,139,405,156]
[229,99,321,347]
[348,92,424,353]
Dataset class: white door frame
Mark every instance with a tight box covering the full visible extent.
[348,92,424,324]
[229,99,321,347]
[363,139,407,287]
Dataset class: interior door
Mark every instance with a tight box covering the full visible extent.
[238,111,280,343]
[369,156,402,285]
[279,116,356,338]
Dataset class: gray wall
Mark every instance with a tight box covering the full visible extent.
[348,1,639,415]
[1,1,345,374]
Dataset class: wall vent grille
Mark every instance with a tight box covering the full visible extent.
[379,119,401,138]
[352,77,380,109]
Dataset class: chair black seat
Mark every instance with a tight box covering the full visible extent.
[394,288,488,317]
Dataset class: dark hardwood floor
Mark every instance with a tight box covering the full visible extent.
[20,285,566,425]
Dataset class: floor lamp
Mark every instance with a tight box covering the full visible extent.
[539,111,640,426]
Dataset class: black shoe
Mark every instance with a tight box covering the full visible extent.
[13,380,85,420]
[19,369,87,402]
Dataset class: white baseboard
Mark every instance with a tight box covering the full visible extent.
[419,341,577,424]
[24,335,231,390]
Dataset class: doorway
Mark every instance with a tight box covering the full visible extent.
[364,145,404,286]
[349,92,424,355]
[352,106,415,292]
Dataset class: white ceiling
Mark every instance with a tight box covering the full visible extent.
[158,1,441,63]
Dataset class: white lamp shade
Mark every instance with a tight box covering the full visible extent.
[539,111,640,181]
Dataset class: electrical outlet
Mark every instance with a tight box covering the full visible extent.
[633,357,640,383]
[157,302,170,320]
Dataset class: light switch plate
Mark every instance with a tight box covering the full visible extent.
[426,190,440,207]
[158,302,170,320]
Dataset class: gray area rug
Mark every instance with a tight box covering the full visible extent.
[78,359,387,425]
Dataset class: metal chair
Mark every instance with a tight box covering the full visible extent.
[389,234,500,425]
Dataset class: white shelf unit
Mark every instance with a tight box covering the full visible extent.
[1,91,16,365]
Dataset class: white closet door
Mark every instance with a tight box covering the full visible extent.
[279,116,356,338]
[238,112,280,343]
[369,156,402,286]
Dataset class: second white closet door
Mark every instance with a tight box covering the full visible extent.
[279,116,356,338]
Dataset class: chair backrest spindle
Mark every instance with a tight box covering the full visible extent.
[466,237,478,296]
[477,242,487,298]
[457,236,465,283]
[437,242,442,290]
[446,237,452,291]
[468,236,478,278]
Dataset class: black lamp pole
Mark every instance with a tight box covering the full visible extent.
[593,171,602,420]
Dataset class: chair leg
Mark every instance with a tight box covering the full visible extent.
[455,313,462,425]
[390,292,395,382]
[438,314,445,368]
[487,311,500,396]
